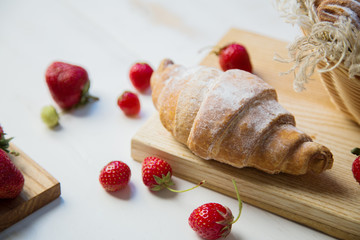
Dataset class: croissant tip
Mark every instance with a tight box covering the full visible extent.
[308,147,334,174]
[158,59,174,72]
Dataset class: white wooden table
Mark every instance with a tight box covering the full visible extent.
[0,0,335,239]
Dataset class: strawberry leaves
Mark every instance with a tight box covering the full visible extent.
[351,147,360,156]
[151,172,174,191]
[76,81,99,109]
[0,134,13,153]
[0,126,18,156]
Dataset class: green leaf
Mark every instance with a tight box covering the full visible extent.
[152,172,174,191]
[151,185,164,191]
[163,172,171,182]
[0,136,13,153]
[153,175,164,185]
[163,172,174,187]
[351,148,360,156]
[166,178,174,187]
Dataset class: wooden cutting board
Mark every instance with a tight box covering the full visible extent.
[0,143,61,232]
[131,28,360,240]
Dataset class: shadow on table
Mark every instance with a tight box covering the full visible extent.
[0,196,63,238]
[107,182,135,200]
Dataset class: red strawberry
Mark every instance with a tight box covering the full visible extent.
[189,203,234,240]
[0,149,24,199]
[141,156,173,191]
[117,91,141,116]
[141,156,204,192]
[45,61,99,110]
[216,43,252,73]
[351,148,360,184]
[129,62,154,92]
[188,179,242,240]
[99,161,131,192]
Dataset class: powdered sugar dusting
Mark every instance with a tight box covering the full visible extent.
[174,66,222,144]
[212,98,295,163]
[187,69,278,159]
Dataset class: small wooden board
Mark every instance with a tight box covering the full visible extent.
[0,143,61,232]
[131,28,360,239]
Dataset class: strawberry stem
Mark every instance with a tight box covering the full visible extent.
[76,81,99,109]
[87,94,100,102]
[351,148,360,156]
[166,180,205,193]
[229,179,242,225]
[10,150,19,156]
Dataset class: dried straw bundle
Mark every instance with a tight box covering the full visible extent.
[276,0,360,124]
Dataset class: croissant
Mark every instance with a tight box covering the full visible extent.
[314,0,360,29]
[151,59,334,175]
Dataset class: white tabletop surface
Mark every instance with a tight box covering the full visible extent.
[0,0,336,239]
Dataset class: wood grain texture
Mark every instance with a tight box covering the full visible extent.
[131,28,360,240]
[0,143,61,232]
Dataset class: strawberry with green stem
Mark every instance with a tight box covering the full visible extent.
[45,61,99,110]
[141,156,204,192]
[42,61,99,128]
[188,179,242,240]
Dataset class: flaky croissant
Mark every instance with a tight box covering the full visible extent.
[151,59,334,175]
